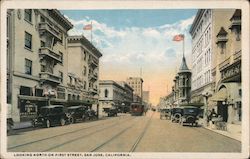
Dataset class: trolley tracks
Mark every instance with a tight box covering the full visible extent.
[90,113,154,152]
[8,116,135,151]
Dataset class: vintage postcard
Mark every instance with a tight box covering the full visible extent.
[0,0,249,158]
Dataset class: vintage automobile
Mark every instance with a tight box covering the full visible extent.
[33,105,69,128]
[171,107,183,123]
[67,105,88,123]
[160,108,171,120]
[180,106,200,126]
[103,107,118,117]
[85,109,98,120]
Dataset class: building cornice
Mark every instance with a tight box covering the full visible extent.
[68,36,102,58]
[189,9,205,35]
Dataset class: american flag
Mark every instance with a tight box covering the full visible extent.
[173,34,184,41]
[83,24,92,30]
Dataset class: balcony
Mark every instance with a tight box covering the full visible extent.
[88,57,98,68]
[88,72,98,81]
[39,72,61,85]
[89,88,98,95]
[219,57,230,71]
[38,22,61,42]
[39,47,62,63]
[233,50,241,62]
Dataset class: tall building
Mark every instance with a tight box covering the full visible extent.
[7,9,73,122]
[190,9,242,125]
[99,80,133,116]
[126,77,143,103]
[189,9,213,104]
[210,9,241,124]
[67,36,102,110]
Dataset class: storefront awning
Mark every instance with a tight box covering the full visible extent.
[210,88,227,101]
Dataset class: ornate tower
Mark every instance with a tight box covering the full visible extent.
[177,56,192,104]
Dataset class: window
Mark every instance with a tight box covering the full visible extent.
[104,89,109,98]
[25,59,32,75]
[24,9,32,22]
[84,51,87,61]
[20,86,32,96]
[59,71,63,82]
[59,52,63,64]
[84,66,87,76]
[84,81,86,89]
[41,41,45,47]
[25,32,32,49]
[40,16,45,22]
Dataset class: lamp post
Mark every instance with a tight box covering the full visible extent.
[202,91,212,127]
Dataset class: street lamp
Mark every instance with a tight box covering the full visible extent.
[202,91,212,127]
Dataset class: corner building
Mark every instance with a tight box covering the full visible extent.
[7,9,73,122]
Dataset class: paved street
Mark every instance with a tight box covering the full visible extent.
[8,111,241,152]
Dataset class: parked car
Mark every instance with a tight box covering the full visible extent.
[67,105,88,123]
[160,108,171,120]
[33,105,69,128]
[171,107,183,123]
[103,107,118,117]
[180,106,200,126]
[86,109,98,120]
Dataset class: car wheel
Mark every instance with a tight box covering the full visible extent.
[69,117,74,124]
[46,119,50,128]
[60,118,65,126]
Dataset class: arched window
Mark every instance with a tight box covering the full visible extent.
[104,89,109,98]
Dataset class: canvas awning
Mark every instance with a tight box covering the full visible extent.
[210,88,227,101]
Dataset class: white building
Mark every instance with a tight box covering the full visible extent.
[99,80,133,116]
[126,77,143,103]
[189,9,213,104]
[67,36,102,111]
[7,9,73,122]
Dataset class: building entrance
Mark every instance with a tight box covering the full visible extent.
[217,101,228,122]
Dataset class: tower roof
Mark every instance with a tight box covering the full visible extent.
[178,57,191,73]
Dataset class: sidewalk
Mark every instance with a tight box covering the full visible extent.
[199,120,241,142]
[12,121,33,130]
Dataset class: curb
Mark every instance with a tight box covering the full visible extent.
[202,126,241,142]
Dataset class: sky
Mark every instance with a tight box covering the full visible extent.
[60,9,197,106]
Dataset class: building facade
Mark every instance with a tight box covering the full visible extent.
[126,77,143,103]
[99,80,133,116]
[210,9,241,124]
[189,9,213,105]
[7,9,73,122]
[117,81,133,111]
[67,36,102,112]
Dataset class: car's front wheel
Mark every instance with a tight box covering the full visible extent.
[46,119,50,128]
[60,118,65,126]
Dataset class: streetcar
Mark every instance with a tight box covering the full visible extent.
[130,103,144,116]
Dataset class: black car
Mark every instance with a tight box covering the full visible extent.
[180,106,200,126]
[33,105,69,128]
[103,107,118,117]
[67,105,88,123]
[160,108,171,120]
[171,107,183,123]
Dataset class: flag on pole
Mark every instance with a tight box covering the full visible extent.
[173,34,184,41]
[83,24,92,30]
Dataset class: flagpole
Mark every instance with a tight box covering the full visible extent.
[91,21,93,43]
[183,34,185,58]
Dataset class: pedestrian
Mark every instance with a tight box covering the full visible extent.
[209,108,217,124]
